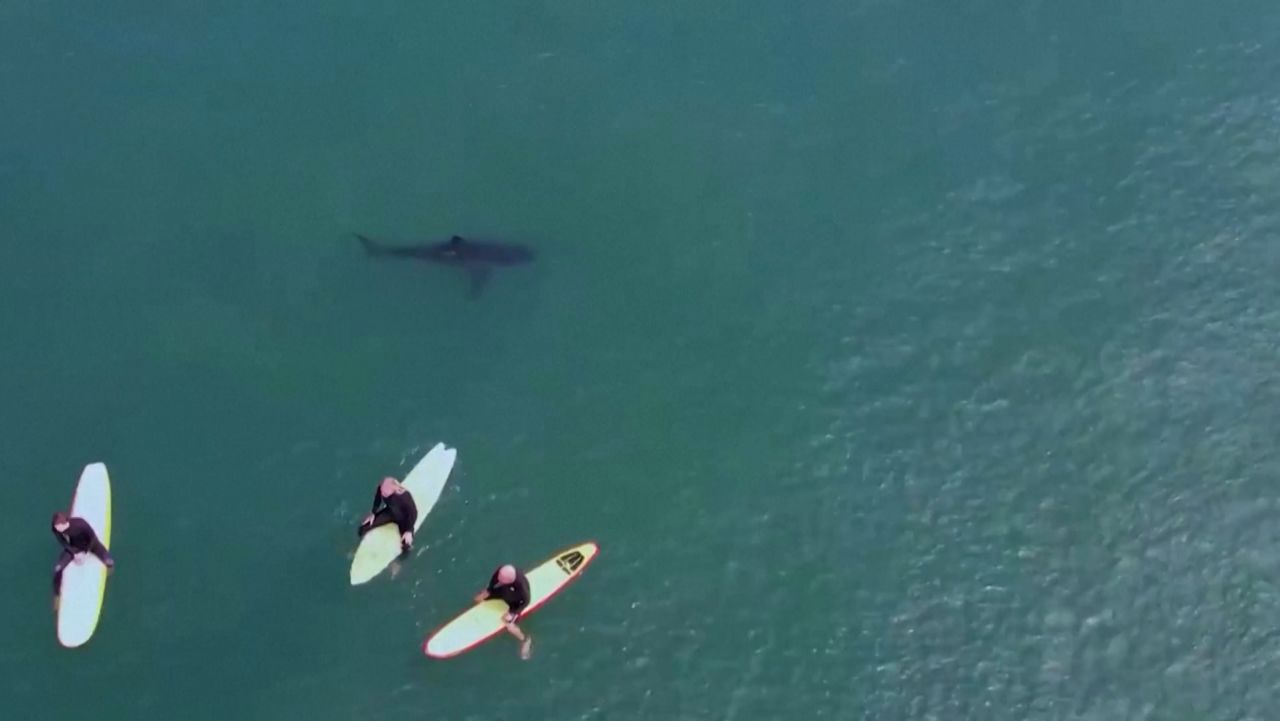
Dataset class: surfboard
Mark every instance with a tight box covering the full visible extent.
[349,442,457,585]
[423,541,599,659]
[56,462,112,648]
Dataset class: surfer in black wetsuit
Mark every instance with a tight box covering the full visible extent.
[51,511,114,610]
[474,564,533,659]
[358,477,418,554]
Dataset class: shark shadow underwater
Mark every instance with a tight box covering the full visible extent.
[355,234,536,297]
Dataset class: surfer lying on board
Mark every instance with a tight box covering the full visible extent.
[51,512,113,610]
[358,477,418,554]
[474,564,533,659]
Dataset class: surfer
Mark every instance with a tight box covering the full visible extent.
[51,512,114,610]
[474,564,533,659]
[358,477,418,554]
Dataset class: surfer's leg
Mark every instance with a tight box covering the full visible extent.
[395,517,415,556]
[358,510,396,537]
[503,620,526,642]
[52,550,73,593]
[90,541,114,569]
[504,622,532,659]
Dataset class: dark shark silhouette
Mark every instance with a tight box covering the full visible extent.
[355,234,535,296]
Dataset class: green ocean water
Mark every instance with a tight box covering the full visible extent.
[6,1,1280,718]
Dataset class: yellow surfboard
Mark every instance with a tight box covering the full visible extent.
[56,462,112,648]
[423,541,599,658]
[350,443,456,585]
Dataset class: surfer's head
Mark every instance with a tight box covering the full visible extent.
[497,565,517,584]
[51,512,69,532]
[379,477,399,496]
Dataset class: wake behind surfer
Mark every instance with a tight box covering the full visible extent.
[358,477,418,554]
[51,511,114,611]
[474,564,533,659]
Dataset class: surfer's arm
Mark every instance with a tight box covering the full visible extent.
[395,507,414,550]
[369,489,386,515]
[506,577,531,617]
[88,537,113,567]
[53,529,76,554]
[59,520,97,554]
[474,571,499,602]
[390,494,417,535]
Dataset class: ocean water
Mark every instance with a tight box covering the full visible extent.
[4,1,1280,719]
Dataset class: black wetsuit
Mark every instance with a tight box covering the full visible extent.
[358,488,418,549]
[486,567,531,618]
[52,518,113,594]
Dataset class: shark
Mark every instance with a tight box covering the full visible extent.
[356,234,535,296]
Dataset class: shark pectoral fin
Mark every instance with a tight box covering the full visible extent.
[355,234,383,256]
[467,266,492,298]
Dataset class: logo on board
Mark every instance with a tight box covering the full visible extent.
[556,550,584,574]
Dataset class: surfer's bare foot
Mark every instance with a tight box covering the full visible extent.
[520,636,533,660]
[52,596,60,613]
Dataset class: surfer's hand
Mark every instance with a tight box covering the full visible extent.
[474,591,489,603]
[401,531,413,547]
[361,514,373,526]
[73,554,85,566]
[503,613,517,624]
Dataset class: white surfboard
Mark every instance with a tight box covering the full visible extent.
[349,442,456,585]
[57,462,112,648]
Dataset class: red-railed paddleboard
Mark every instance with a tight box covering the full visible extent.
[423,541,599,658]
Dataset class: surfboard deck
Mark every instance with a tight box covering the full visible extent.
[423,541,599,659]
[56,462,112,648]
[350,443,457,585]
